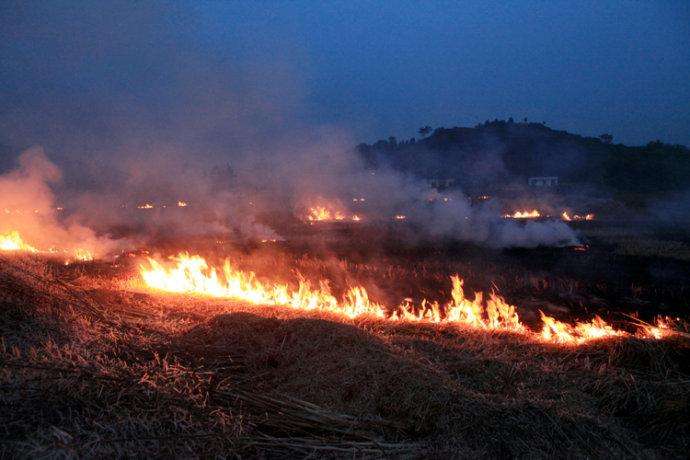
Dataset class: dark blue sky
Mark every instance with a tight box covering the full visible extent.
[1,0,689,160]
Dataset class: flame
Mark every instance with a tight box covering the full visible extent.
[638,317,676,339]
[72,248,94,262]
[540,312,626,344]
[307,206,333,222]
[504,209,541,219]
[137,253,678,345]
[0,230,93,262]
[0,230,39,253]
[306,205,362,223]
[561,211,595,222]
[177,201,188,207]
[394,214,407,221]
[139,253,384,318]
[137,202,154,210]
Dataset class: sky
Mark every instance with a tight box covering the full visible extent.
[1,0,689,168]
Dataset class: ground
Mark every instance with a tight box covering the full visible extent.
[1,223,690,457]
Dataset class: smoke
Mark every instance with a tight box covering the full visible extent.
[0,147,124,257]
[253,135,578,248]
[0,2,579,249]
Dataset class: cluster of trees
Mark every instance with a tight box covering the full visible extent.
[356,119,690,196]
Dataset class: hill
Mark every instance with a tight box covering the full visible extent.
[356,120,690,197]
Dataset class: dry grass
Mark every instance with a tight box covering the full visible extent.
[1,254,689,457]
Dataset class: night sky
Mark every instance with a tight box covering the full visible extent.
[1,0,689,163]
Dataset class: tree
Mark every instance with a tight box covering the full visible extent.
[418,126,432,138]
[599,133,613,144]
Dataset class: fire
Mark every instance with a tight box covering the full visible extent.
[540,312,626,344]
[307,206,333,222]
[139,253,383,319]
[306,205,362,223]
[0,230,93,262]
[394,214,407,221]
[443,276,525,332]
[177,201,188,207]
[72,248,94,262]
[0,230,39,253]
[561,211,595,222]
[638,317,677,339]
[137,202,154,210]
[139,253,678,345]
[504,209,541,219]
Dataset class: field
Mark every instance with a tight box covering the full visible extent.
[2,221,689,457]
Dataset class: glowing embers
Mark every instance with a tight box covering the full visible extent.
[0,230,38,253]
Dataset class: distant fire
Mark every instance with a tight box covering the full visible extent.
[138,253,678,345]
[394,214,407,221]
[306,204,362,223]
[177,200,188,207]
[561,211,595,221]
[0,230,93,262]
[502,209,595,221]
[137,202,154,210]
[504,209,541,219]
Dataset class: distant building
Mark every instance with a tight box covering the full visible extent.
[528,176,558,187]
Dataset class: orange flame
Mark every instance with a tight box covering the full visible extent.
[136,253,676,345]
[561,211,595,222]
[140,253,384,318]
[540,312,626,344]
[638,317,676,339]
[504,209,541,219]
[0,230,93,262]
[306,204,362,223]
[307,206,333,222]
[0,230,39,253]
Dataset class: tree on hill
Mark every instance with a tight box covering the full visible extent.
[600,133,613,144]
[418,126,432,138]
